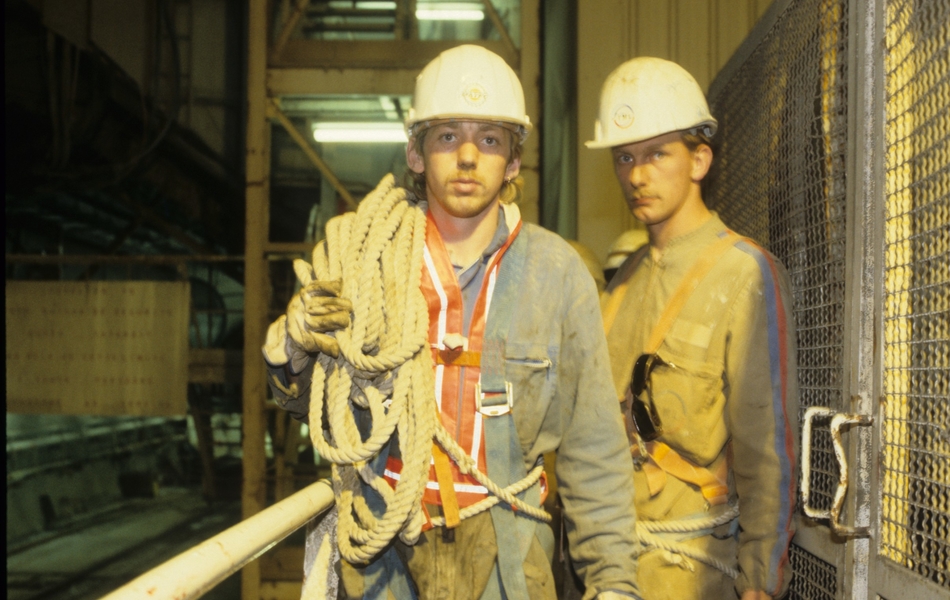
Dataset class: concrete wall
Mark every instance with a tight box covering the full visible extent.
[576,0,775,263]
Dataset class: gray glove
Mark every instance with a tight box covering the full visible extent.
[263,260,352,371]
[286,259,352,359]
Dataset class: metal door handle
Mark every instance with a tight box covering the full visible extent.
[801,406,874,538]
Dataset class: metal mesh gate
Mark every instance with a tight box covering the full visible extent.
[707,0,949,596]
[789,544,837,600]
[705,0,850,520]
[881,0,950,588]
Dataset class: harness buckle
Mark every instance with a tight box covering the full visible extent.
[475,381,513,417]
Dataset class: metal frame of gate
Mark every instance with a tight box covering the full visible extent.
[706,0,948,598]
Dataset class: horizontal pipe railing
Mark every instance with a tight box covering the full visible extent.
[101,479,334,600]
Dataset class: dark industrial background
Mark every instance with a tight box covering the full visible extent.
[6,1,947,599]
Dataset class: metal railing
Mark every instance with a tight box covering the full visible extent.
[100,480,333,600]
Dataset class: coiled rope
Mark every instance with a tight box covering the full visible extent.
[635,504,740,578]
[304,174,549,565]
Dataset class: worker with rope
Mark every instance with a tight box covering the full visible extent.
[590,57,799,600]
[263,45,642,600]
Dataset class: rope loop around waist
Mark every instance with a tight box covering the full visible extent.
[636,504,740,578]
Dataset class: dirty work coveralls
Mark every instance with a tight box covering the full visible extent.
[270,201,642,600]
[602,214,798,599]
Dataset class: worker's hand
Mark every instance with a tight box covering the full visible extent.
[285,259,352,360]
[740,591,772,600]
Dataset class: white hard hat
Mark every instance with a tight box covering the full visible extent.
[586,57,717,149]
[406,45,532,141]
[604,228,648,270]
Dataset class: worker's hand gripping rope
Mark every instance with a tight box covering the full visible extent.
[262,263,353,374]
[305,174,434,563]
[286,268,352,359]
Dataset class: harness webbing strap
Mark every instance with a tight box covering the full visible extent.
[481,229,533,600]
[635,441,730,505]
[608,231,745,499]
[435,348,481,367]
[432,442,462,528]
[644,232,742,354]
[601,245,649,334]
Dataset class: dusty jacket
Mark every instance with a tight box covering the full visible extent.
[270,206,641,599]
[602,214,798,597]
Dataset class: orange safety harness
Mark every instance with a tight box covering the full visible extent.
[383,209,547,531]
[604,231,745,506]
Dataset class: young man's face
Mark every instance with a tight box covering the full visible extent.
[610,131,711,227]
[407,121,520,220]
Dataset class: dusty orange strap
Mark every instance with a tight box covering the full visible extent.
[645,441,730,505]
[436,349,481,367]
[602,246,650,336]
[644,232,742,354]
[622,233,743,504]
[640,458,668,498]
[605,232,740,364]
[431,442,461,528]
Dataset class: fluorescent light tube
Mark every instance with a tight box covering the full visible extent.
[312,122,407,143]
[416,2,484,21]
[352,2,396,8]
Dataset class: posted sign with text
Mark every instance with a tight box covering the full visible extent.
[6,281,190,415]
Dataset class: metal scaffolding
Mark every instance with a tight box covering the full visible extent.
[707,0,949,597]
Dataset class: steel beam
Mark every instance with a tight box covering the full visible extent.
[271,39,518,70]
[520,0,540,224]
[268,99,358,211]
[267,67,417,96]
[271,0,310,61]
[264,241,315,256]
[4,254,242,264]
[481,0,518,60]
[242,0,270,598]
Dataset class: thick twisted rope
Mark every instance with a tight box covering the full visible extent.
[635,504,740,578]
[305,174,548,565]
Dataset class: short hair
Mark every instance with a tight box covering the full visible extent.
[405,126,524,205]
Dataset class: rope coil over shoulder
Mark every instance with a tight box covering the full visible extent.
[304,174,548,566]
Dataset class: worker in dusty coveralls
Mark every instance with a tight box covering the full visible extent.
[262,45,642,600]
[589,57,799,600]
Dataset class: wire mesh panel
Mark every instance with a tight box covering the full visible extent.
[788,543,837,600]
[881,0,950,588]
[706,0,850,515]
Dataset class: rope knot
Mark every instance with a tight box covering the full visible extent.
[662,550,695,572]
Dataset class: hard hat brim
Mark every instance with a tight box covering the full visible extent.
[407,116,532,141]
[585,122,718,150]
